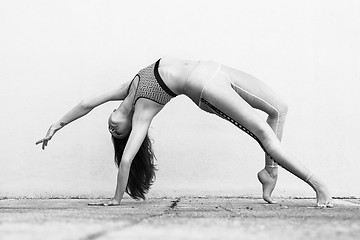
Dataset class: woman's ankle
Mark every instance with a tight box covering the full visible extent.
[264,166,278,178]
[306,174,327,191]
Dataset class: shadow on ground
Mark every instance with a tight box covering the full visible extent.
[0,197,359,240]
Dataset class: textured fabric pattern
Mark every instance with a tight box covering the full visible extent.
[134,62,174,105]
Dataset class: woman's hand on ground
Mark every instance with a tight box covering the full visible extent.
[88,198,120,206]
[36,124,58,150]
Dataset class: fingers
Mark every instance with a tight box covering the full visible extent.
[107,201,120,206]
[104,202,120,206]
[88,201,110,206]
[36,138,49,150]
[88,202,105,206]
[88,202,108,206]
[42,140,47,150]
[35,139,45,148]
[37,125,55,150]
[88,201,120,206]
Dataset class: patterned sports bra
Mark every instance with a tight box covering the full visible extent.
[130,59,177,106]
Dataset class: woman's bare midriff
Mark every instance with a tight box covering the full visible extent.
[157,56,199,95]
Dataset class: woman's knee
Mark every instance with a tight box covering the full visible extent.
[255,127,280,150]
[271,99,288,120]
[278,101,288,117]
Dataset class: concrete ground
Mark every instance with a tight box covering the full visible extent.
[0,197,360,240]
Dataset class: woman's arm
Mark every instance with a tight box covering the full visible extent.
[35,101,92,150]
[113,120,152,203]
[36,81,131,150]
[90,101,162,206]
[56,81,131,126]
[112,102,162,204]
[88,112,154,206]
[81,80,131,109]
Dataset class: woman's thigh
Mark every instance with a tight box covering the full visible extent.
[200,74,310,180]
[221,65,286,115]
[201,74,279,147]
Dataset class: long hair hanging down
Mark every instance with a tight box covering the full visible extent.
[111,134,157,200]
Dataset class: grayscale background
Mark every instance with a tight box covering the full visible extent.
[1,0,359,199]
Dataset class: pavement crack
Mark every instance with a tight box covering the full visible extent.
[218,203,241,217]
[82,230,107,240]
[81,218,148,240]
[218,204,233,212]
[81,198,181,240]
[169,197,181,209]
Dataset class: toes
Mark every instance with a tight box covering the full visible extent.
[325,202,334,208]
[316,203,326,208]
[316,202,334,208]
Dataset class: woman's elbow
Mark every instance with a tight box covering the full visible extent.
[119,158,132,170]
[79,100,93,110]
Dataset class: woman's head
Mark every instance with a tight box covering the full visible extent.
[111,134,157,200]
[108,108,132,139]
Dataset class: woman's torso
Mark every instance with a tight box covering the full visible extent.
[157,56,199,94]
[123,56,223,114]
[158,56,222,105]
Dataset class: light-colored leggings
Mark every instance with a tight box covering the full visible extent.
[197,62,311,181]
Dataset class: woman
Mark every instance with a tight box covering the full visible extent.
[36,56,333,207]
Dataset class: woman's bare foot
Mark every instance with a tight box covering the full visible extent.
[306,174,334,208]
[257,167,278,204]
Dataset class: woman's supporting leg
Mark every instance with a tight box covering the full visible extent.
[221,66,288,203]
[201,74,333,207]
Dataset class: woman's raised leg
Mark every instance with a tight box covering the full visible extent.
[201,74,333,207]
[221,66,288,203]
